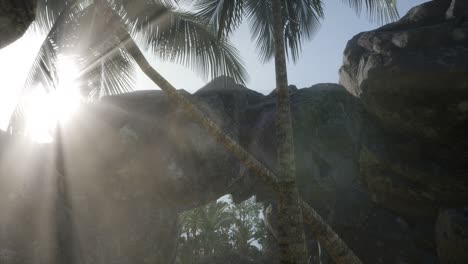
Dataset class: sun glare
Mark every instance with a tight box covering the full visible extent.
[0,29,82,143]
[24,58,82,143]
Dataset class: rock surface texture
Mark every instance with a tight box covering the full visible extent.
[0,0,467,263]
[436,207,468,264]
[0,80,368,264]
[340,0,468,229]
[0,0,36,49]
[339,0,468,262]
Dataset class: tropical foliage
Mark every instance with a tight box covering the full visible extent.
[187,0,399,62]
[187,0,399,262]
[9,0,247,134]
[4,0,399,263]
[176,196,266,263]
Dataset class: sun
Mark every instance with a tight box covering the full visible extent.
[0,29,82,143]
[24,58,82,143]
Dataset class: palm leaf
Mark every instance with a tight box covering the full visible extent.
[35,0,94,33]
[246,0,323,63]
[244,0,274,63]
[11,0,247,133]
[84,49,136,100]
[341,0,399,24]
[282,0,323,62]
[190,0,245,39]
[10,1,136,133]
[24,2,136,96]
[118,2,248,84]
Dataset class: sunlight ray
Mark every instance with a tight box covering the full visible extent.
[23,56,82,143]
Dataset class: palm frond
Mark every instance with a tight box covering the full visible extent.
[22,2,136,97]
[118,2,248,84]
[82,48,136,100]
[191,0,245,39]
[21,0,96,102]
[10,1,136,133]
[246,0,323,63]
[282,0,323,62]
[35,0,93,33]
[341,0,399,24]
[200,201,233,230]
[245,0,274,63]
[90,49,136,99]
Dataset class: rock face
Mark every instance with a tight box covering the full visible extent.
[436,207,468,264]
[0,81,368,263]
[340,0,468,222]
[0,0,36,49]
[0,79,441,264]
[0,1,467,263]
[0,81,267,264]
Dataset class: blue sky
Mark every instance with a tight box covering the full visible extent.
[141,0,427,94]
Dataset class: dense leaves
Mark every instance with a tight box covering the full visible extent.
[189,0,323,62]
[341,0,399,23]
[10,0,247,134]
[176,196,266,263]
[188,0,399,63]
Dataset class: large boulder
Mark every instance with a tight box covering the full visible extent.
[1,2,468,263]
[0,80,370,263]
[0,73,451,264]
[436,207,468,264]
[0,0,36,49]
[0,79,266,264]
[339,0,468,221]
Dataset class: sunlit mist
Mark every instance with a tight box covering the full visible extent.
[24,58,82,143]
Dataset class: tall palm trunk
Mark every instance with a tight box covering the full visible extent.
[54,126,82,264]
[270,0,308,263]
[97,2,362,263]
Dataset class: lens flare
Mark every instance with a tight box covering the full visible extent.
[25,58,82,143]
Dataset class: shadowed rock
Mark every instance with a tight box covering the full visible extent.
[0,79,442,263]
[436,207,468,264]
[1,1,467,263]
[0,0,36,49]
[340,0,468,221]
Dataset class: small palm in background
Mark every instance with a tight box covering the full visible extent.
[230,197,265,256]
[199,201,233,255]
[177,196,265,264]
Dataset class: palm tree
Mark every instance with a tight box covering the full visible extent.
[94,4,368,263]
[229,197,265,255]
[179,207,204,263]
[198,201,233,255]
[10,1,374,263]
[8,1,246,263]
[188,0,399,262]
[9,0,247,131]
[178,201,232,262]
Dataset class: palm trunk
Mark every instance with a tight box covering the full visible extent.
[300,201,362,263]
[121,35,362,264]
[270,0,308,263]
[112,25,279,190]
[98,2,362,263]
[55,127,83,264]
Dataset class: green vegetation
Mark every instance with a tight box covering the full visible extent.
[176,196,266,263]
[189,0,399,261]
[5,1,399,263]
